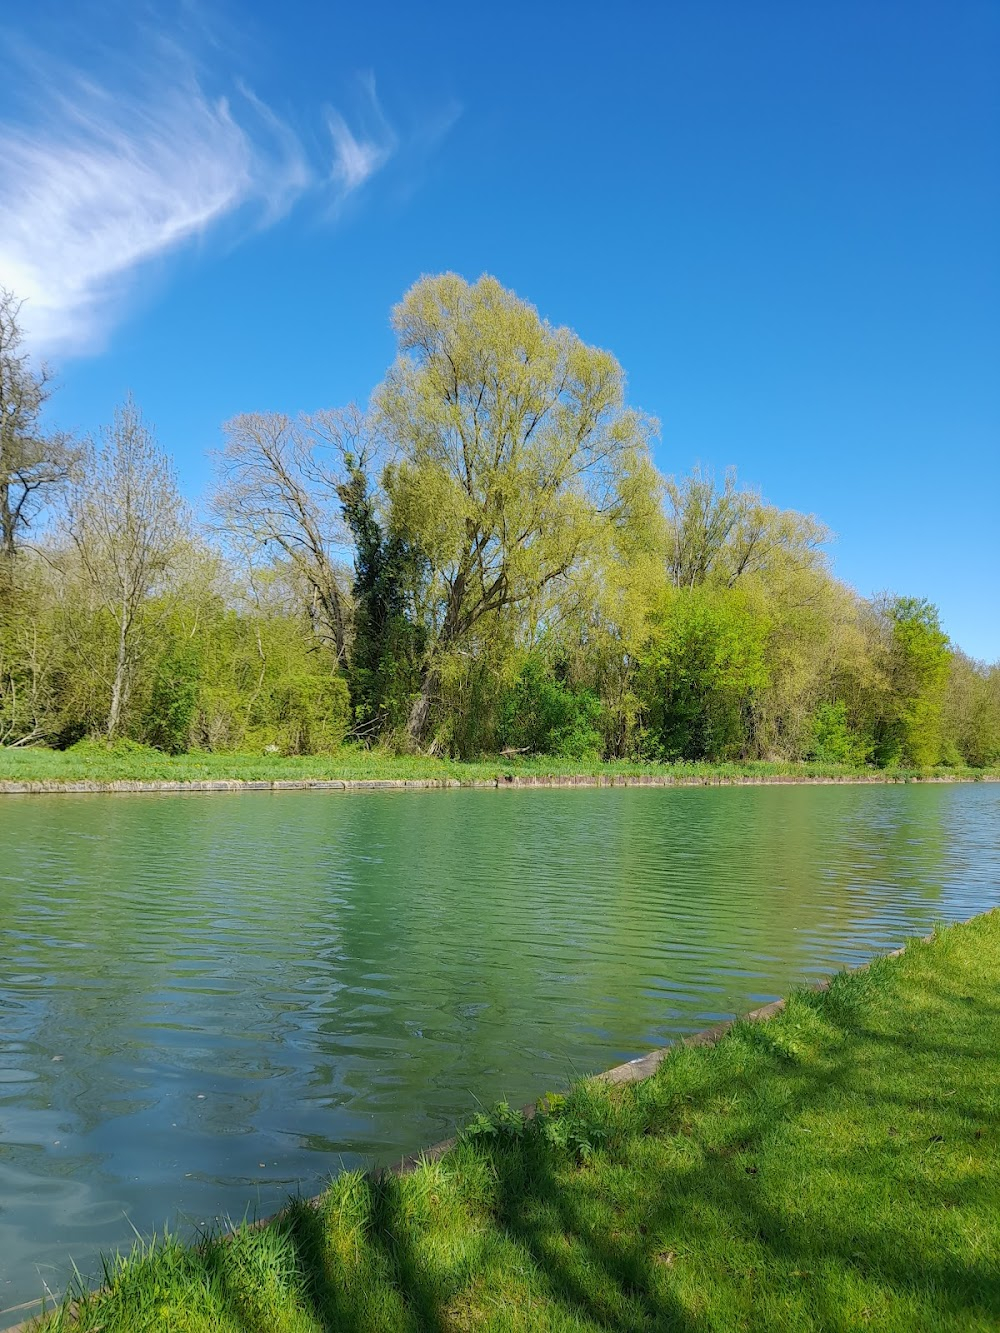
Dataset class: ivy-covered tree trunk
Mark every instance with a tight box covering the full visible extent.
[338,463,425,738]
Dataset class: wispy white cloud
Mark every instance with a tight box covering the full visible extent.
[326,73,397,209]
[0,47,411,353]
[328,111,392,195]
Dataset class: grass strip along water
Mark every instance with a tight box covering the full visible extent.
[19,910,999,1332]
[0,745,997,792]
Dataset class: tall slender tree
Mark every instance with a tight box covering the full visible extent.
[68,396,187,737]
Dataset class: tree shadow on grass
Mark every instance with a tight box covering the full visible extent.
[487,1140,701,1332]
[193,977,998,1332]
[281,1198,378,1333]
[276,1174,452,1333]
[463,991,999,1330]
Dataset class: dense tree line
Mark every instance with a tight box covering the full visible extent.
[1,277,997,766]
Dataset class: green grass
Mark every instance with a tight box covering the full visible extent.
[29,912,1000,1331]
[0,741,993,788]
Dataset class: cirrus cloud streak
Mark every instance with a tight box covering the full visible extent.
[0,49,403,353]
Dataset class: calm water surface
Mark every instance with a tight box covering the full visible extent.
[1,783,999,1320]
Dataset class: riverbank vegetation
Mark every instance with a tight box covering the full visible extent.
[0,743,995,788]
[30,911,1000,1331]
[2,278,998,770]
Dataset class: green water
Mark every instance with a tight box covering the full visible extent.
[1,782,998,1322]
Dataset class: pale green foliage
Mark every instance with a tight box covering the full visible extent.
[193,603,351,755]
[0,539,350,756]
[68,397,188,737]
[0,556,66,744]
[663,466,829,590]
[942,651,1000,767]
[873,596,950,767]
[743,566,864,759]
[377,273,659,739]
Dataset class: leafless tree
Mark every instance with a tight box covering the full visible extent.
[0,288,79,581]
[212,405,377,663]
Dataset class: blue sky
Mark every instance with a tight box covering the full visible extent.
[2,0,997,659]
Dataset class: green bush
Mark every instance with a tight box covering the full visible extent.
[142,645,201,754]
[638,588,769,761]
[241,671,352,756]
[497,656,604,759]
[806,701,870,766]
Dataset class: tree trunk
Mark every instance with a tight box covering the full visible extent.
[108,605,130,738]
[0,479,13,560]
[406,668,437,746]
[0,479,15,592]
[319,574,347,663]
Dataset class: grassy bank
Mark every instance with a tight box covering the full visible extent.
[0,743,995,789]
[27,912,1000,1331]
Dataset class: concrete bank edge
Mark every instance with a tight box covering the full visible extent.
[1,772,997,796]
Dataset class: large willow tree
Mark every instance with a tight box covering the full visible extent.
[376,273,660,742]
